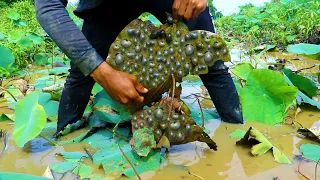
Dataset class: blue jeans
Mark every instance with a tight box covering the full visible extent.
[57,1,243,132]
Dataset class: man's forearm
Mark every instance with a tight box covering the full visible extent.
[34,0,104,76]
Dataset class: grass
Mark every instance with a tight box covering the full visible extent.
[215,0,320,49]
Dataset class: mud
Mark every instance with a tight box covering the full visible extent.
[0,51,319,180]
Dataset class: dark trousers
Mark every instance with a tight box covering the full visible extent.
[57,1,244,132]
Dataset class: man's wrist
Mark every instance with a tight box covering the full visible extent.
[90,61,115,79]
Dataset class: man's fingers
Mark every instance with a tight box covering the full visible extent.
[177,0,188,17]
[135,82,148,94]
[192,3,206,19]
[172,0,181,19]
[184,3,195,20]
[133,94,144,105]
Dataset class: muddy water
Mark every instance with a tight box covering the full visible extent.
[0,52,319,180]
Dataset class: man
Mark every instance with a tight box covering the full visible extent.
[35,0,244,133]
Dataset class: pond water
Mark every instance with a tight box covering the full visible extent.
[0,50,319,180]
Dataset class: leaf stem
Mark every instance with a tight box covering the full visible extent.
[118,144,141,180]
[196,97,205,129]
[297,159,311,180]
[38,133,59,146]
[188,171,206,180]
[315,158,320,180]
[169,74,176,117]
[0,87,18,102]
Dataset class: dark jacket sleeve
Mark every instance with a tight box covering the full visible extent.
[34,0,104,76]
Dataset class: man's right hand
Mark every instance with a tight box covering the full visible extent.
[90,62,148,105]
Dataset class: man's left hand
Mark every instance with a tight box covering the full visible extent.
[172,0,207,20]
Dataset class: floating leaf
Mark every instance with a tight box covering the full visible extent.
[287,43,320,60]
[236,127,292,164]
[0,172,51,180]
[0,46,14,70]
[130,128,156,156]
[253,44,276,52]
[240,69,298,124]
[72,164,92,179]
[300,144,320,162]
[123,149,162,178]
[82,129,128,149]
[91,90,127,124]
[49,67,69,76]
[34,53,48,65]
[57,152,88,162]
[57,129,92,145]
[7,12,20,20]
[231,62,254,80]
[229,129,246,138]
[87,114,107,129]
[50,161,77,173]
[282,68,317,97]
[13,92,47,147]
[93,143,163,178]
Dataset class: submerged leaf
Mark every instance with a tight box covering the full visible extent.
[57,152,89,162]
[240,69,298,124]
[13,92,47,147]
[299,144,320,162]
[93,143,163,178]
[229,129,247,138]
[72,164,92,179]
[237,127,292,164]
[50,161,77,173]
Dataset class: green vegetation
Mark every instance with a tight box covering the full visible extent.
[0,1,319,179]
[0,0,81,77]
[208,0,223,20]
[0,0,23,8]
[216,0,320,48]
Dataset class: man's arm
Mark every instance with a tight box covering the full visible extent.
[34,0,104,76]
[35,0,148,105]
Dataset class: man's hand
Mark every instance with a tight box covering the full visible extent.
[90,62,148,105]
[172,0,207,20]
